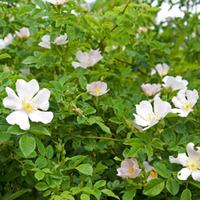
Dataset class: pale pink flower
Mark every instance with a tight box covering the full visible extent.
[38,35,51,49]
[47,0,67,5]
[15,27,30,39]
[155,63,169,77]
[143,161,158,181]
[86,81,108,96]
[117,159,141,179]
[162,76,188,91]
[133,96,171,131]
[169,143,200,181]
[141,83,161,96]
[0,33,14,49]
[72,49,102,69]
[3,79,53,130]
[172,89,199,117]
[53,34,68,45]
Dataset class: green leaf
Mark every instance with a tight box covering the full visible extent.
[36,138,46,156]
[166,178,180,195]
[35,182,49,191]
[101,189,119,199]
[46,145,54,159]
[94,180,106,189]
[76,164,93,176]
[29,125,51,136]
[180,189,192,200]
[153,162,171,178]
[143,178,165,197]
[80,194,90,200]
[22,56,37,64]
[0,53,11,60]
[122,190,136,200]
[34,171,45,181]
[7,125,24,135]
[19,135,36,158]
[2,189,29,200]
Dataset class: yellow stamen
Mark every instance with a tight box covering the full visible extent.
[95,88,101,95]
[22,101,33,113]
[183,102,191,111]
[187,162,199,171]
[147,113,157,122]
[128,166,135,174]
[150,170,158,178]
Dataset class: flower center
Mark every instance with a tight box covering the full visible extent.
[128,166,135,174]
[22,101,33,113]
[150,170,158,178]
[183,102,191,111]
[187,162,199,171]
[95,88,101,95]
[147,113,157,122]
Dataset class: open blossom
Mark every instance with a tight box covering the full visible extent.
[3,79,53,130]
[38,35,51,49]
[15,27,30,39]
[172,89,199,117]
[162,76,188,91]
[72,49,102,69]
[169,143,200,181]
[155,63,169,77]
[0,33,14,49]
[86,81,108,96]
[133,96,171,131]
[143,161,158,181]
[47,0,67,5]
[53,34,68,45]
[117,159,141,179]
[141,83,161,97]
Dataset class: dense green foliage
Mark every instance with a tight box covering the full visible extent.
[0,0,200,199]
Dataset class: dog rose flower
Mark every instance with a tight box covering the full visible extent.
[162,76,188,91]
[3,79,53,130]
[15,27,30,39]
[155,63,169,77]
[47,0,67,5]
[38,35,51,49]
[141,83,161,97]
[172,89,199,117]
[133,96,171,131]
[143,161,158,181]
[0,33,14,49]
[72,49,102,69]
[53,34,68,45]
[169,143,200,181]
[86,81,108,96]
[117,159,141,179]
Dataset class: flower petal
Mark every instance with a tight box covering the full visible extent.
[29,110,53,124]
[186,143,200,162]
[169,153,189,166]
[32,88,50,111]
[177,168,191,180]
[191,170,200,181]
[6,111,30,130]
[3,87,22,110]
[154,96,171,118]
[136,101,153,120]
[16,79,39,100]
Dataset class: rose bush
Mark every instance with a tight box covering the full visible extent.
[0,0,200,199]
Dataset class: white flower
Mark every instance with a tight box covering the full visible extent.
[86,81,108,96]
[117,159,141,179]
[169,143,200,181]
[72,49,102,69]
[47,0,67,5]
[38,35,51,49]
[172,89,199,117]
[138,27,148,33]
[3,79,54,130]
[15,27,30,39]
[155,63,169,77]
[53,34,68,45]
[150,68,156,76]
[162,76,188,91]
[143,161,158,181]
[0,33,14,49]
[133,96,171,131]
[141,83,161,97]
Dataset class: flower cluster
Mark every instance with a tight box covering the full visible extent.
[134,63,199,131]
